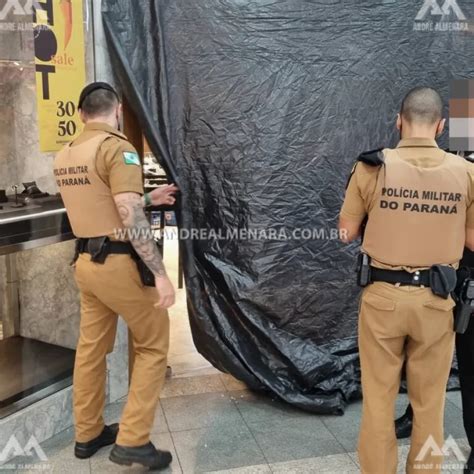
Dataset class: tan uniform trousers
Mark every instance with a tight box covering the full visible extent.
[358,282,455,474]
[73,253,170,447]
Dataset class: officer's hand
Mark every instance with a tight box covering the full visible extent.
[149,184,179,206]
[154,275,176,309]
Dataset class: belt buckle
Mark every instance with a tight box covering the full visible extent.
[412,270,421,286]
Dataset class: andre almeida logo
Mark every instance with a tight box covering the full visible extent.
[415,435,467,471]
[414,0,470,32]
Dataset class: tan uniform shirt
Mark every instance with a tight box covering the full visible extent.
[340,137,474,271]
[72,122,144,196]
[54,122,144,238]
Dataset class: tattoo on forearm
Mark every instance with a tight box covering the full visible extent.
[115,194,166,277]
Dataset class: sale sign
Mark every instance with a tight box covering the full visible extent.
[34,0,86,152]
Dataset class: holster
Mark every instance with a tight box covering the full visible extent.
[454,270,474,334]
[72,237,109,265]
[130,242,163,287]
[87,237,110,264]
[133,255,156,287]
[428,264,457,299]
[73,237,131,265]
[71,240,81,265]
[72,237,162,288]
[356,253,372,287]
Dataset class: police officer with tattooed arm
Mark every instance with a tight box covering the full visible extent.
[339,87,474,474]
[53,82,178,470]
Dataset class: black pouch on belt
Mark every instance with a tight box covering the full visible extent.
[454,278,474,334]
[71,240,81,265]
[429,264,457,299]
[356,253,372,287]
[136,259,155,287]
[87,237,110,264]
[130,245,161,287]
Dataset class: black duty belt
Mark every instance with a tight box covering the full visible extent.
[76,238,132,255]
[371,268,431,287]
[74,237,155,287]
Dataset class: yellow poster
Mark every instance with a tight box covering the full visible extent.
[34,0,86,152]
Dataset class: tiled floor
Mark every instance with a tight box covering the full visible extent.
[3,234,471,473]
[164,231,219,380]
[5,375,471,474]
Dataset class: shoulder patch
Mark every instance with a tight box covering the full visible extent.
[358,148,385,167]
[123,151,141,166]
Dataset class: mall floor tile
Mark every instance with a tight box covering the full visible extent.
[4,374,471,474]
[161,392,243,433]
[247,416,346,463]
[204,465,271,474]
[230,389,309,426]
[219,374,249,392]
[160,374,227,399]
[270,453,359,473]
[446,390,463,410]
[171,421,266,474]
[444,399,466,439]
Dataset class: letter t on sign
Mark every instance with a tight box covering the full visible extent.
[31,0,54,25]
[36,64,55,100]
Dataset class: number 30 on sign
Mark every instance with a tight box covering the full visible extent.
[34,0,86,152]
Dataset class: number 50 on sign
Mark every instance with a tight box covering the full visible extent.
[34,0,86,152]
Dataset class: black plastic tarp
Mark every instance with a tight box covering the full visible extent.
[102,0,474,414]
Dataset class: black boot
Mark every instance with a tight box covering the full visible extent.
[465,451,474,474]
[395,404,413,439]
[74,424,119,459]
[110,442,172,470]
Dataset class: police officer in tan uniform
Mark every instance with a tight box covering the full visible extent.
[395,151,474,474]
[339,87,474,474]
[396,244,474,474]
[54,82,178,470]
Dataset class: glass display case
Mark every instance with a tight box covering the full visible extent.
[0,2,92,419]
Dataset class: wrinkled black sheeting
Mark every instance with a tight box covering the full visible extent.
[102,0,473,413]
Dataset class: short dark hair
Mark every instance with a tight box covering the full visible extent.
[400,87,443,125]
[80,89,119,117]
